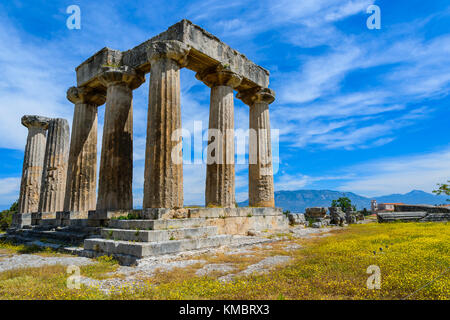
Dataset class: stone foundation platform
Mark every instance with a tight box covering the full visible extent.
[83,207,287,264]
[7,207,288,264]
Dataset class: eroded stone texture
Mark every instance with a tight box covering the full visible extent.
[97,66,145,211]
[77,20,269,91]
[143,41,189,209]
[64,87,106,213]
[39,118,70,213]
[197,66,242,208]
[238,88,275,207]
[18,116,50,214]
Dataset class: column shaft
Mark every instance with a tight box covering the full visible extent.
[97,84,134,211]
[143,58,183,208]
[249,102,274,207]
[143,40,188,209]
[237,88,276,207]
[64,101,99,212]
[18,116,50,213]
[205,85,236,207]
[197,66,242,208]
[39,118,70,213]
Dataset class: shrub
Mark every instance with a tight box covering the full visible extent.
[0,200,18,231]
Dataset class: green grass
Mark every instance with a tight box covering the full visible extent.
[0,222,448,300]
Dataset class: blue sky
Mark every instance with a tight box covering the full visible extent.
[0,0,449,210]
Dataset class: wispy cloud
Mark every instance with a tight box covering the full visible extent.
[336,147,450,196]
[0,177,20,207]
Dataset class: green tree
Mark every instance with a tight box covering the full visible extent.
[331,197,353,212]
[433,181,450,202]
[0,200,18,231]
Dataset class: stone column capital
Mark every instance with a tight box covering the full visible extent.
[98,66,145,90]
[147,40,190,67]
[67,86,106,106]
[237,87,275,106]
[195,65,242,88]
[21,115,51,130]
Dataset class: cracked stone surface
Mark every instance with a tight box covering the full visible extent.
[0,254,94,273]
[282,243,302,251]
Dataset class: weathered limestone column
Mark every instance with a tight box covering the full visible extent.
[143,40,189,209]
[64,87,105,213]
[96,66,145,211]
[18,116,51,213]
[237,88,275,207]
[196,66,242,207]
[38,118,70,213]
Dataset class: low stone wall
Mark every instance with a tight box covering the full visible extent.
[394,204,450,213]
[187,208,287,235]
[377,211,449,223]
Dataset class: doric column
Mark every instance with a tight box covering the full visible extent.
[237,88,275,207]
[196,65,242,207]
[64,86,105,213]
[143,40,189,209]
[18,116,51,213]
[96,66,145,211]
[38,118,70,213]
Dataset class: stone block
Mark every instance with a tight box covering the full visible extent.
[394,204,450,213]
[287,213,306,225]
[77,20,269,92]
[188,207,282,219]
[141,208,188,220]
[377,212,450,223]
[84,234,233,258]
[88,209,138,220]
[107,218,207,230]
[101,226,217,242]
[11,213,32,228]
[305,207,327,219]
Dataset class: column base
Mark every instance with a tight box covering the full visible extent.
[11,213,32,229]
[249,200,275,208]
[88,209,140,227]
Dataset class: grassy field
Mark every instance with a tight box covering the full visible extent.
[0,222,448,300]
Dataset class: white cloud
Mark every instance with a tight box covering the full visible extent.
[0,177,20,207]
[337,147,450,196]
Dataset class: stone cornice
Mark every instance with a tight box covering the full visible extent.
[76,20,270,91]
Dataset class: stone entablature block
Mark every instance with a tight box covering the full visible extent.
[76,20,269,92]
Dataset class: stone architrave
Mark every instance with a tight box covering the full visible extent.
[237,88,275,207]
[96,66,145,211]
[38,118,70,213]
[196,65,242,208]
[143,40,189,209]
[64,86,105,213]
[18,116,51,213]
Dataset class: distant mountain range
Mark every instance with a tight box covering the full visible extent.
[239,189,449,212]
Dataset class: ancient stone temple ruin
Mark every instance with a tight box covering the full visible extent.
[9,20,288,264]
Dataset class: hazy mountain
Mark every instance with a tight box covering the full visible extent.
[238,189,449,212]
